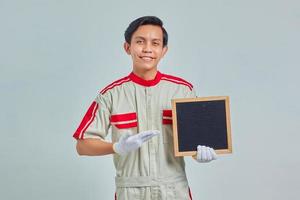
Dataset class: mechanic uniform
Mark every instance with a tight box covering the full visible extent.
[73,71,196,200]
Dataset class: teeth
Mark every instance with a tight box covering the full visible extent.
[141,57,153,61]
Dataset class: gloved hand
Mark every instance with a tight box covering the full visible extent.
[193,145,217,163]
[113,130,159,155]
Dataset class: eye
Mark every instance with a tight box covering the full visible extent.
[136,40,143,44]
[153,42,160,46]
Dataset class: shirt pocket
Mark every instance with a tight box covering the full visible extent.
[162,109,173,144]
[110,112,138,129]
[110,112,138,143]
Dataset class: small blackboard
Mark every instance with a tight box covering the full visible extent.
[172,96,232,157]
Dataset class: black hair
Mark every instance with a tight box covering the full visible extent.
[124,16,168,47]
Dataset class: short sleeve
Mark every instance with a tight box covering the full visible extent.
[73,94,111,140]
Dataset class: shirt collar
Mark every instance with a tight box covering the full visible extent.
[129,71,162,87]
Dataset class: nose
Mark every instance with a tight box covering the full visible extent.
[142,42,152,53]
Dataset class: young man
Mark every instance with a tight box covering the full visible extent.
[73,16,217,200]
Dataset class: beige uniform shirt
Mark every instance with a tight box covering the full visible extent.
[73,71,196,200]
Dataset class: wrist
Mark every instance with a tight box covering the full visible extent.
[112,142,119,154]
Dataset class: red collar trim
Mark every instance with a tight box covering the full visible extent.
[129,71,162,87]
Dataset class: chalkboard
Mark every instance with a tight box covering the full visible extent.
[171,96,232,157]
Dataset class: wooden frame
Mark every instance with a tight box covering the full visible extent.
[172,96,232,157]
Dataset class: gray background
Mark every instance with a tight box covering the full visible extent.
[1,0,299,199]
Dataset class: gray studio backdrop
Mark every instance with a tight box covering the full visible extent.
[1,0,299,199]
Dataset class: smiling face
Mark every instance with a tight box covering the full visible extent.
[124,25,168,78]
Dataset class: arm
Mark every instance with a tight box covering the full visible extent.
[73,98,113,156]
[76,139,114,156]
[76,130,159,156]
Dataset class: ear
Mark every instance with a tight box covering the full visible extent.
[123,42,131,55]
[161,46,168,57]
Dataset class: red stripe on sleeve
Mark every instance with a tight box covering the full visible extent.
[73,101,99,139]
[161,73,193,89]
[161,78,193,91]
[115,121,138,129]
[162,119,173,125]
[110,112,137,122]
[100,76,130,94]
[163,110,172,117]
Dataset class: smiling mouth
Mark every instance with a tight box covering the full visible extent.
[139,56,154,61]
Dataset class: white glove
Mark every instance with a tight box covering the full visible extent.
[194,145,217,163]
[113,130,159,155]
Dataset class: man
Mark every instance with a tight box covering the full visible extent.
[73,16,217,200]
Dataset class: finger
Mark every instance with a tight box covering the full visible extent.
[202,146,212,163]
[151,130,160,136]
[197,145,202,161]
[206,146,212,161]
[139,130,160,142]
[209,147,218,160]
[141,130,160,139]
[127,131,152,142]
[197,145,201,151]
[201,146,207,161]
[140,133,156,142]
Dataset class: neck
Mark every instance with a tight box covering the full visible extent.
[133,68,158,80]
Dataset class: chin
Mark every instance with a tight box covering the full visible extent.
[143,66,157,72]
[136,64,156,71]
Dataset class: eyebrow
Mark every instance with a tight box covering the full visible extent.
[134,36,162,42]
